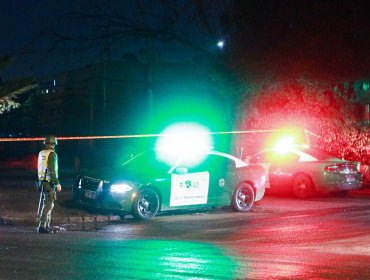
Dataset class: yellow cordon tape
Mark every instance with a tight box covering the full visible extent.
[0,129,318,142]
[0,134,161,142]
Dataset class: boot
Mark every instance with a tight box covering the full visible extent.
[37,226,52,234]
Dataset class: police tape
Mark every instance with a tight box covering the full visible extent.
[0,129,297,142]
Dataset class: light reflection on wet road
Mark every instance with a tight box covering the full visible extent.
[1,194,370,279]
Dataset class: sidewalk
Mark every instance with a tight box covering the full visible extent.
[0,168,121,229]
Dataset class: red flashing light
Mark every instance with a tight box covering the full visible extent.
[324,164,340,172]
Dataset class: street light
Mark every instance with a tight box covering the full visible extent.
[217,40,224,49]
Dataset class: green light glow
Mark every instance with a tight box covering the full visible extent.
[138,90,230,151]
[155,122,213,166]
[74,239,242,279]
[363,82,369,91]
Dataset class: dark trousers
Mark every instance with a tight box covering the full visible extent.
[38,182,56,228]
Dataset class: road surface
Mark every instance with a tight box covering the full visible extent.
[1,191,370,279]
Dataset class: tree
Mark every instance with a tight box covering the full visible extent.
[0,84,38,115]
[0,56,15,114]
[0,95,20,114]
[240,79,370,165]
[41,0,239,127]
[222,1,370,182]
[46,0,233,62]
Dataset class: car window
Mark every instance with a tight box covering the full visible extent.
[122,150,171,173]
[249,152,267,163]
[184,154,234,173]
[303,148,339,160]
[275,152,299,163]
[250,151,299,164]
[250,151,278,163]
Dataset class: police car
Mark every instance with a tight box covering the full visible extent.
[72,149,266,220]
[246,147,362,198]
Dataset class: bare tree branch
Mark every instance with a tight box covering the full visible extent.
[46,0,232,58]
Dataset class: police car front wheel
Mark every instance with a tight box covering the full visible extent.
[132,188,160,220]
[231,183,255,212]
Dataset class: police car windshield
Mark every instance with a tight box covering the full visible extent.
[121,150,171,173]
[121,151,148,167]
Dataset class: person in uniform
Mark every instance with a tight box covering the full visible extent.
[37,135,62,234]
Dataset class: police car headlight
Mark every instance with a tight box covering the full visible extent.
[110,183,133,193]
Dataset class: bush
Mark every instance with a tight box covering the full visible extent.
[240,79,370,166]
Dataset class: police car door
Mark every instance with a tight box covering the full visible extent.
[189,154,230,206]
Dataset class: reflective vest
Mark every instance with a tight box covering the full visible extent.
[38,149,58,182]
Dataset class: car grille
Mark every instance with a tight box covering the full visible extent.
[81,176,101,191]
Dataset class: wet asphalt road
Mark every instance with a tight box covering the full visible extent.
[1,191,370,280]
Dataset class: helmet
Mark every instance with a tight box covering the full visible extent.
[43,135,58,146]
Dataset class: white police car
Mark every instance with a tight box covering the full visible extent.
[72,148,266,220]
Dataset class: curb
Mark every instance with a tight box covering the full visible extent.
[0,213,122,230]
[0,183,123,229]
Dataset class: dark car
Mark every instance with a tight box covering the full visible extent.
[246,147,363,198]
[72,149,266,220]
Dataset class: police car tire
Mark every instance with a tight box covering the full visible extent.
[132,188,160,220]
[291,174,313,199]
[231,182,255,212]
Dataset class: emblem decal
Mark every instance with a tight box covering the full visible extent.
[185,180,192,188]
[218,178,225,187]
[170,172,209,206]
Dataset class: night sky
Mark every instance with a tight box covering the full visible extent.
[0,0,369,82]
[0,0,228,80]
[0,1,83,79]
[227,0,370,81]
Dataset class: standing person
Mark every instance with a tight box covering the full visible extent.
[37,135,62,234]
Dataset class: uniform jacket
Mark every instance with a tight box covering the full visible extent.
[38,148,60,185]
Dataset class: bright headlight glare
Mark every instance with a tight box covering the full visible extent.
[110,183,133,193]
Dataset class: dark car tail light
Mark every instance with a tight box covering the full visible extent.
[324,165,339,172]
[324,163,358,173]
